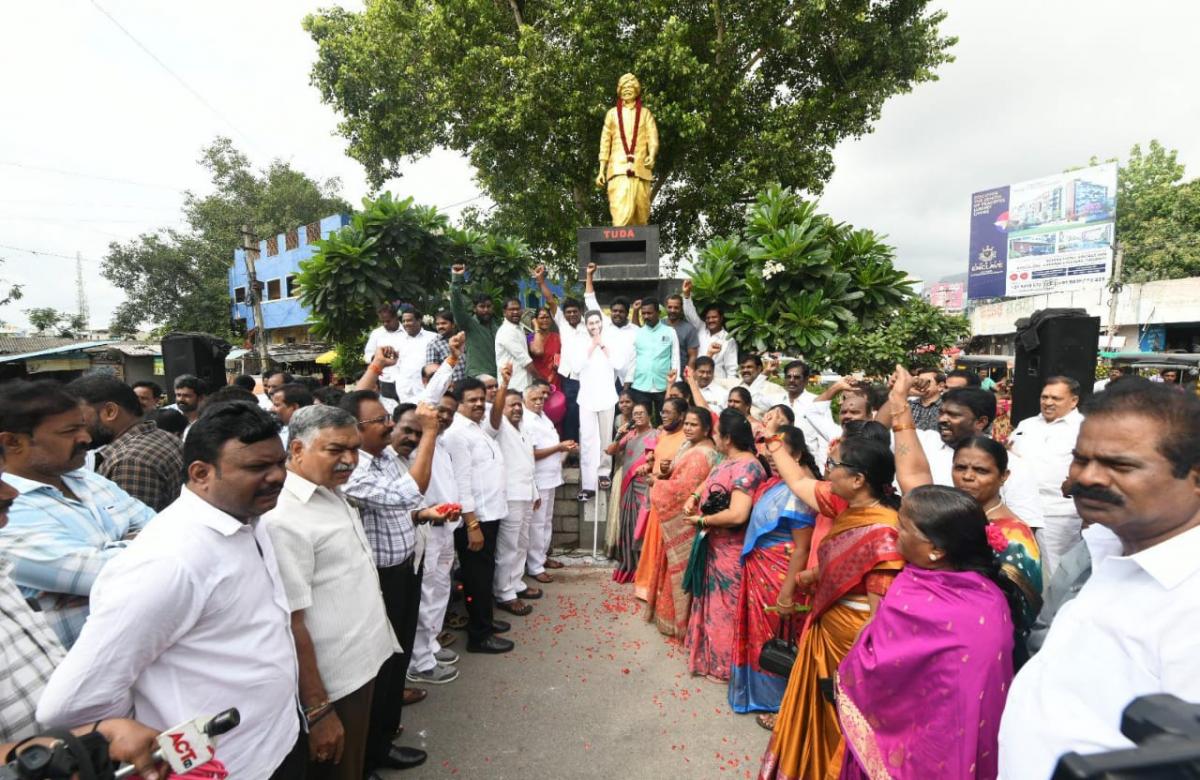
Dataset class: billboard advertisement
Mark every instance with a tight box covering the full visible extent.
[967,162,1117,299]
[928,282,965,313]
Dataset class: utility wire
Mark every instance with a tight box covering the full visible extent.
[0,161,185,192]
[89,0,262,154]
[0,243,104,264]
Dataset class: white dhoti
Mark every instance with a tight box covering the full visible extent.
[494,499,533,602]
[526,487,557,576]
[1036,512,1084,579]
[411,521,458,674]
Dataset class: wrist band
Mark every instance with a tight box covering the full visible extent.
[304,699,331,716]
[891,423,915,433]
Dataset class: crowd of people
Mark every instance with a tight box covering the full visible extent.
[1,260,1198,780]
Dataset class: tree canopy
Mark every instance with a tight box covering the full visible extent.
[102,138,350,337]
[296,192,534,377]
[304,0,955,264]
[687,184,966,371]
[1109,140,1200,282]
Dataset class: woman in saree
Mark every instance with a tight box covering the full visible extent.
[729,425,821,715]
[643,406,720,637]
[758,437,904,780]
[604,392,636,557]
[633,398,690,600]
[609,402,655,583]
[527,306,562,390]
[683,409,769,680]
[835,486,1022,780]
[889,367,1042,658]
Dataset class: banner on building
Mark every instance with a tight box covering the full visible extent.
[967,162,1117,300]
[928,282,965,314]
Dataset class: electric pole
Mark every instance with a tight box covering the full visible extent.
[240,225,272,372]
[1104,243,1123,350]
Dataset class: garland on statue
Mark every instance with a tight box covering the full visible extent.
[617,97,642,176]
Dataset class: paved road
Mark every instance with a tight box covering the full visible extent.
[387,566,767,779]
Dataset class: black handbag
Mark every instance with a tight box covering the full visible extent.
[758,614,798,677]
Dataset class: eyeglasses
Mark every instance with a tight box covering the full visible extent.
[357,414,390,427]
[825,458,861,473]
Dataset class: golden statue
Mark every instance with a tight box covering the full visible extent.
[596,73,659,226]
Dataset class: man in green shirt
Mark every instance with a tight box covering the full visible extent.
[449,263,501,378]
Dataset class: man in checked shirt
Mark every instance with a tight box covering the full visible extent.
[0,379,154,648]
[342,389,454,775]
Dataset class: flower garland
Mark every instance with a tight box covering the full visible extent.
[617,96,642,176]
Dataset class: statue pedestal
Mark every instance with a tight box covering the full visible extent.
[576,225,678,302]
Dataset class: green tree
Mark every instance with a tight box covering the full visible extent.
[102,137,350,337]
[26,307,63,335]
[304,1,954,264]
[822,299,970,377]
[24,307,87,337]
[687,185,927,363]
[297,192,533,377]
[1109,141,1200,281]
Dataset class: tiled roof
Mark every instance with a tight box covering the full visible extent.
[0,336,80,355]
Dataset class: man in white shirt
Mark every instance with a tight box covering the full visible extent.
[879,384,1044,528]
[998,379,1200,779]
[489,366,541,617]
[1009,375,1085,576]
[690,356,727,412]
[261,369,292,411]
[270,382,313,448]
[737,353,787,418]
[404,391,467,685]
[524,381,575,581]
[264,405,400,779]
[493,297,537,392]
[444,376,514,654]
[681,279,739,379]
[781,360,838,468]
[38,402,306,780]
[363,303,437,401]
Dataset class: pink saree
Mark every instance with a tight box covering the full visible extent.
[836,566,1014,780]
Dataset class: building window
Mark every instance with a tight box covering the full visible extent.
[267,278,282,301]
[286,274,299,298]
[234,286,246,303]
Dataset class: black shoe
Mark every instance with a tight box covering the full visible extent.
[490,619,511,634]
[370,745,428,772]
[467,635,515,654]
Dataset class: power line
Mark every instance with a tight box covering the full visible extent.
[437,193,487,210]
[89,0,262,154]
[0,243,104,264]
[0,161,185,192]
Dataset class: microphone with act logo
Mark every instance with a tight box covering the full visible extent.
[113,708,240,778]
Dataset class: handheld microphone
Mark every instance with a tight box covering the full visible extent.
[113,708,240,778]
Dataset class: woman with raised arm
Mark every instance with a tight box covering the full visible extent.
[729,425,820,715]
[682,409,770,680]
[835,485,1023,780]
[633,397,690,600]
[889,365,1042,658]
[758,436,904,780]
[643,406,720,637]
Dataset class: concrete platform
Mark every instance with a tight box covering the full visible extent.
[387,567,767,779]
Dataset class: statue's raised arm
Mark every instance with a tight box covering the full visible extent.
[596,73,659,226]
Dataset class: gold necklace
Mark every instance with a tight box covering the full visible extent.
[984,500,1004,517]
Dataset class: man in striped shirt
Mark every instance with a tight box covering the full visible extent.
[0,379,153,648]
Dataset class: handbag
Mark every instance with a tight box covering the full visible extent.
[758,610,798,677]
[682,486,731,595]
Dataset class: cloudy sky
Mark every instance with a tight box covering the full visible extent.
[3,0,1198,331]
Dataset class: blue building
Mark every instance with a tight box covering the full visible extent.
[228,213,348,344]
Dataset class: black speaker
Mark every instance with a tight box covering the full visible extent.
[161,332,231,400]
[1011,310,1099,425]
